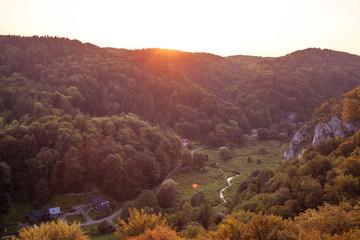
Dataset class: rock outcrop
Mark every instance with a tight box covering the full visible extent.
[283,124,312,159]
[283,116,360,160]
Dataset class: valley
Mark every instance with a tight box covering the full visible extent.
[1,36,360,239]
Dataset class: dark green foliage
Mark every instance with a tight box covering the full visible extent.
[135,190,160,213]
[120,201,135,220]
[198,203,212,229]
[191,152,208,170]
[97,220,114,234]
[190,190,206,207]
[257,128,269,140]
[156,179,180,208]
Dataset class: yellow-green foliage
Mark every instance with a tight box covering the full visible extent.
[13,219,90,240]
[296,203,360,236]
[128,225,185,240]
[115,208,167,239]
[342,87,360,122]
[209,212,298,240]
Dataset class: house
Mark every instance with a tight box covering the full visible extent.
[28,209,49,221]
[89,194,110,212]
[49,207,61,218]
[28,207,61,221]
[181,139,189,147]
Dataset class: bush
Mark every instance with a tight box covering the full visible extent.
[97,220,113,234]
[257,128,269,140]
[218,146,231,161]
[278,133,288,142]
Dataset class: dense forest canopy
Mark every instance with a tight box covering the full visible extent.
[114,47,360,129]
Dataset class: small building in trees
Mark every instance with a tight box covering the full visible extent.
[28,209,49,221]
[89,194,110,212]
[49,207,61,218]
[28,207,62,221]
[181,139,189,147]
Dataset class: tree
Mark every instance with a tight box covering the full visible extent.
[0,161,11,192]
[190,190,206,207]
[199,203,212,230]
[337,140,355,157]
[246,213,298,240]
[192,152,208,170]
[61,147,83,191]
[120,201,135,220]
[179,201,195,229]
[295,203,360,236]
[218,146,231,161]
[116,208,168,239]
[181,151,192,166]
[257,128,269,140]
[209,218,247,240]
[13,219,90,240]
[0,161,12,213]
[97,220,113,234]
[34,178,50,203]
[128,225,185,240]
[0,193,12,213]
[156,179,180,208]
[135,190,160,213]
[181,222,205,239]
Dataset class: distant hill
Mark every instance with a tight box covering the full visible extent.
[114,47,360,129]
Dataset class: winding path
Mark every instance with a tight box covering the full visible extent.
[61,147,204,227]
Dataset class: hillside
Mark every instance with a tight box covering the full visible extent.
[115,47,360,129]
[230,86,360,219]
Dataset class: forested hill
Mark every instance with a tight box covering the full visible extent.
[115,47,360,129]
[229,85,360,221]
[0,35,251,144]
[0,35,250,211]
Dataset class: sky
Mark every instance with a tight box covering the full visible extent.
[1,0,359,57]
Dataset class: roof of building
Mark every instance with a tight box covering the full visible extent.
[28,209,48,220]
[90,194,109,205]
[49,207,61,215]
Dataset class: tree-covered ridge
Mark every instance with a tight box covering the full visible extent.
[0,111,181,212]
[0,35,251,143]
[118,47,360,129]
[231,86,360,219]
[221,48,360,127]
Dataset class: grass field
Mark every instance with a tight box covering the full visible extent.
[0,202,33,225]
[44,193,89,212]
[66,213,86,224]
[172,140,288,212]
[81,223,117,240]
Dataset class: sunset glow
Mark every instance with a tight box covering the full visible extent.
[1,0,360,56]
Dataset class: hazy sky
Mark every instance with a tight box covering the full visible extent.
[1,0,359,57]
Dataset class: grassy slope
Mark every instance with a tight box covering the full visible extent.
[172,140,288,212]
[66,213,87,224]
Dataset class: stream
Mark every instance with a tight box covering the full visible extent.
[219,175,239,203]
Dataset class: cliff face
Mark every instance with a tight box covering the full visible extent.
[283,116,360,160]
[283,125,312,159]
